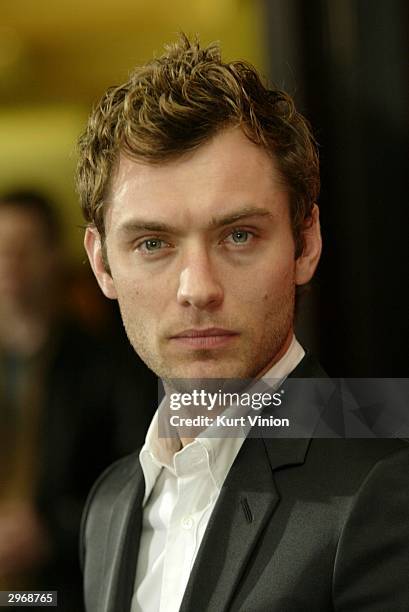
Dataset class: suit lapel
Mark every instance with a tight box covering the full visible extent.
[95,355,322,611]
[180,435,310,612]
[288,352,328,379]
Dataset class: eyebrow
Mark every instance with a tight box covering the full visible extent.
[116,206,274,236]
[209,206,274,228]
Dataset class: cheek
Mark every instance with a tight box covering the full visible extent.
[114,274,165,330]
[230,258,295,303]
[112,273,139,315]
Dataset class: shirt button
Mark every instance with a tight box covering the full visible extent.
[181,516,194,530]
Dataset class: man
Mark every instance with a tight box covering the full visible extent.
[0,191,156,609]
[78,35,409,611]
[0,191,59,592]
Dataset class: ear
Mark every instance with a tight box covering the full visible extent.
[295,204,322,286]
[84,227,118,299]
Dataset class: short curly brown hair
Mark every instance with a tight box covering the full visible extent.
[76,33,319,257]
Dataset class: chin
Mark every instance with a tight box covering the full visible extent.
[164,360,250,382]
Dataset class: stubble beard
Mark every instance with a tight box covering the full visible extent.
[118,282,296,385]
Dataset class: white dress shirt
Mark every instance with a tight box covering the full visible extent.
[131,336,305,612]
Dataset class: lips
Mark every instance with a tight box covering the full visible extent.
[169,327,239,349]
[171,327,236,338]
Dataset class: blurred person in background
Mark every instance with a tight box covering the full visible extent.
[0,191,156,609]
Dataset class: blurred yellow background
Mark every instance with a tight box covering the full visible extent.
[0,0,267,260]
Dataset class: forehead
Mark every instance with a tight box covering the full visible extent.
[106,127,288,233]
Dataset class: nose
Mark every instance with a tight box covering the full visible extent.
[177,249,224,311]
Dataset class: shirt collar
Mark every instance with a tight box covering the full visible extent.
[139,336,305,502]
[261,335,304,384]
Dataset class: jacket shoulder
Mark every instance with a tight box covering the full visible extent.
[308,437,408,475]
[79,451,141,571]
[332,441,409,607]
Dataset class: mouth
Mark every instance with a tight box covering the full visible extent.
[168,327,239,349]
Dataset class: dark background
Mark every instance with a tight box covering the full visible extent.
[265,0,409,376]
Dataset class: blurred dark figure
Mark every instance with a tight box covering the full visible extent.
[0,191,156,609]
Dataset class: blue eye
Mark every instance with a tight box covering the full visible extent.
[143,239,163,251]
[231,230,249,243]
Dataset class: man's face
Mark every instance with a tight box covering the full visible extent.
[86,127,321,380]
[0,206,56,309]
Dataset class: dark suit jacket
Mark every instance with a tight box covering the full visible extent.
[80,356,409,611]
